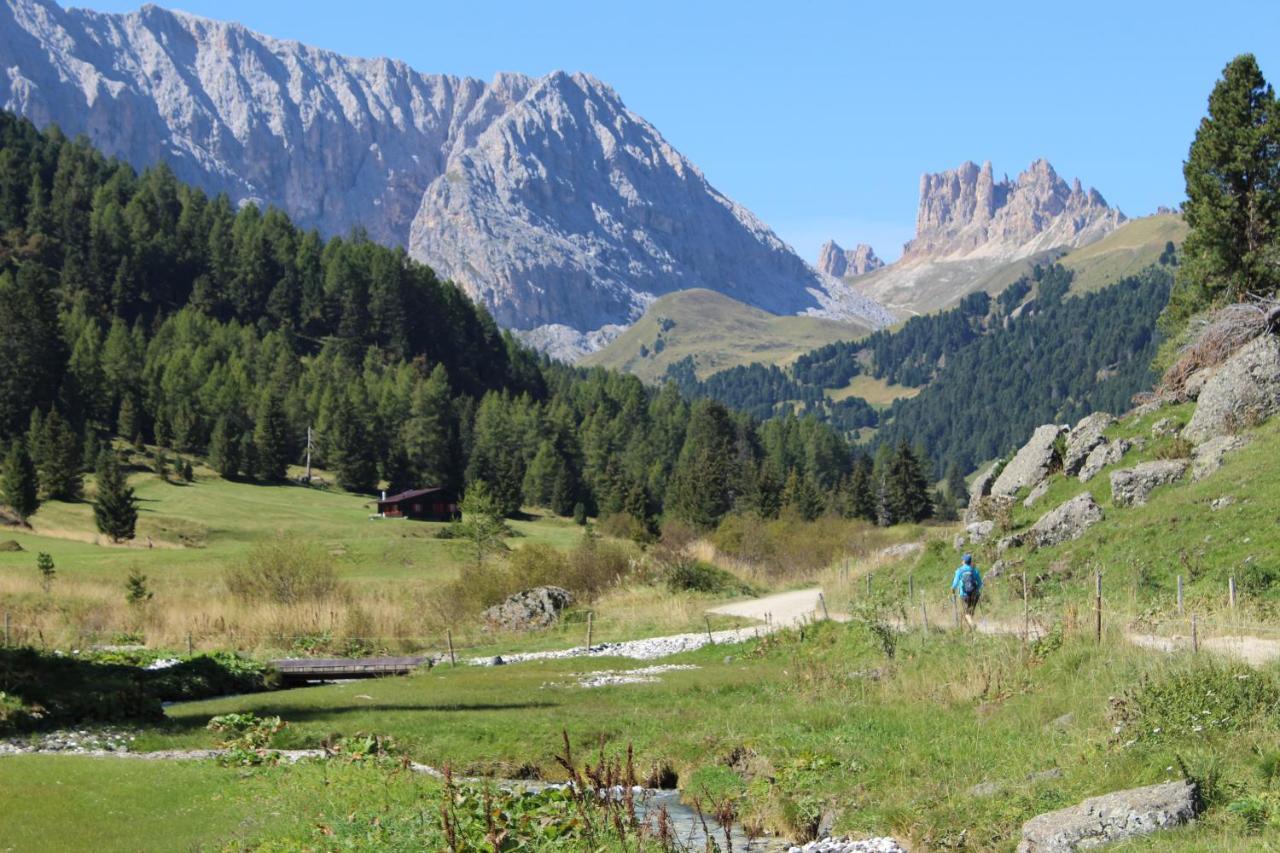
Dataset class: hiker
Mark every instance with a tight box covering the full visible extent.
[951,553,983,628]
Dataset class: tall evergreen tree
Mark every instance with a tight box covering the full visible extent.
[666,399,740,528]
[208,416,241,479]
[93,449,138,542]
[252,391,290,481]
[32,408,82,500]
[1172,54,1280,320]
[885,440,933,524]
[327,395,377,494]
[2,441,39,521]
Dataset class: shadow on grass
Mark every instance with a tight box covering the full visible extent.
[161,700,561,731]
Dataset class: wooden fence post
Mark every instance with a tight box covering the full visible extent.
[705,615,715,645]
[586,612,594,649]
[1094,570,1103,644]
[818,592,829,621]
[1229,576,1237,613]
[1176,575,1183,615]
[447,629,456,666]
[1022,572,1030,643]
[1192,614,1199,654]
[921,594,929,632]
[186,631,193,657]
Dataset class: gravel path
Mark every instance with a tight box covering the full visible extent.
[707,587,841,627]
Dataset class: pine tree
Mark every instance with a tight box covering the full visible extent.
[36,551,55,593]
[2,441,39,521]
[398,364,455,490]
[35,409,82,500]
[93,449,138,543]
[1173,54,1280,319]
[885,441,933,524]
[454,482,507,567]
[327,395,377,494]
[944,461,969,506]
[665,399,739,528]
[208,416,241,478]
[252,391,290,481]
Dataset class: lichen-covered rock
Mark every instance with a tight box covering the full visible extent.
[482,587,573,632]
[1192,435,1249,481]
[1151,417,1181,438]
[1016,780,1198,852]
[1063,412,1113,476]
[1023,480,1052,508]
[966,520,996,543]
[997,533,1026,553]
[1183,335,1280,443]
[1110,460,1189,507]
[993,425,1068,497]
[1029,493,1103,548]
[965,464,998,523]
[1077,439,1131,483]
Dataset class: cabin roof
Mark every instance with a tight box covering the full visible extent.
[378,487,451,504]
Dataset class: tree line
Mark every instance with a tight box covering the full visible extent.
[0,110,935,533]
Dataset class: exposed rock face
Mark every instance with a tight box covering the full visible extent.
[1183,335,1280,443]
[1028,493,1103,548]
[992,425,1067,497]
[1078,439,1131,483]
[1016,780,1198,852]
[1023,480,1051,508]
[964,464,998,523]
[1191,435,1248,481]
[0,0,893,347]
[904,159,1125,263]
[965,520,995,544]
[482,587,573,632]
[816,241,884,278]
[1110,460,1189,507]
[1063,413,1114,477]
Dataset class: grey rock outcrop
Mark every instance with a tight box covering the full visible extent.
[1190,435,1248,481]
[965,520,995,544]
[1023,480,1051,508]
[816,241,884,278]
[0,0,894,348]
[992,425,1067,497]
[1150,417,1180,438]
[1110,460,1188,507]
[1028,493,1103,548]
[482,587,573,632]
[1016,780,1198,852]
[903,159,1124,264]
[1183,335,1280,442]
[965,464,998,523]
[1063,413,1113,476]
[1077,439,1130,483]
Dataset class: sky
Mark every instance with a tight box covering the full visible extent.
[64,0,1280,262]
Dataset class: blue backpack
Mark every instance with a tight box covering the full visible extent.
[961,567,978,596]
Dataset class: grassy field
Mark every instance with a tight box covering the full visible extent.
[1063,214,1188,295]
[582,289,871,383]
[825,373,922,407]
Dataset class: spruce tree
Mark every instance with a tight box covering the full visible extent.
[2,441,39,521]
[327,395,377,494]
[1174,54,1280,319]
[252,391,290,481]
[93,449,138,542]
[35,409,82,500]
[944,461,969,506]
[886,441,933,524]
[208,416,241,478]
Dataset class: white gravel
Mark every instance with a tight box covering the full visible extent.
[469,626,767,666]
[788,838,905,853]
[567,663,700,688]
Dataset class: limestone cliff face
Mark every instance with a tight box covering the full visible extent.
[816,240,883,278]
[0,0,893,343]
[903,159,1124,262]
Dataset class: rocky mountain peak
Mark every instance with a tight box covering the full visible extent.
[0,0,893,353]
[816,240,884,278]
[902,158,1124,263]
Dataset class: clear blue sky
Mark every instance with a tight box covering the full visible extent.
[66,0,1280,262]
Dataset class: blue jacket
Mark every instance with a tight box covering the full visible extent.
[952,564,983,595]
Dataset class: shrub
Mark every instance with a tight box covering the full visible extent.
[597,512,655,544]
[1111,662,1280,742]
[225,535,342,605]
[665,559,751,595]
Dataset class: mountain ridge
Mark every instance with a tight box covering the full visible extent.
[0,0,893,346]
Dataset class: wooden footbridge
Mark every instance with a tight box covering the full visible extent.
[271,655,431,685]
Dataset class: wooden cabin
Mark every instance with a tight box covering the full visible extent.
[375,487,460,521]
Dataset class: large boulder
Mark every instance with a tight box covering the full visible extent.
[1110,460,1189,507]
[992,425,1068,497]
[965,520,995,544]
[1191,435,1249,481]
[1077,439,1130,483]
[482,587,573,632]
[1016,780,1198,852]
[965,463,998,523]
[1183,334,1280,443]
[1062,413,1113,476]
[1028,493,1103,548]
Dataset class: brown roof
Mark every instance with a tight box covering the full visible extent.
[378,487,450,504]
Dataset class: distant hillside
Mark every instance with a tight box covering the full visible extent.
[579,289,872,383]
[1062,213,1188,294]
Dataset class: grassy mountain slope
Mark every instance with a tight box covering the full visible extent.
[1063,213,1188,294]
[845,251,1057,319]
[581,289,871,382]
